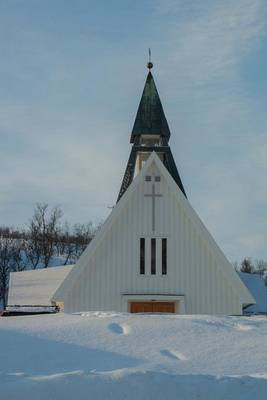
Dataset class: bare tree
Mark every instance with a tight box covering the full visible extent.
[24,226,42,269]
[72,222,96,259]
[0,236,26,308]
[240,258,254,274]
[232,261,239,272]
[0,226,27,240]
[25,203,63,268]
[56,222,76,265]
[0,205,102,308]
[54,221,101,265]
[254,259,267,277]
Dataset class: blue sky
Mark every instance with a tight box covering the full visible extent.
[0,0,267,262]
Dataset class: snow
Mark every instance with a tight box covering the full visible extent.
[0,312,267,399]
[8,265,73,307]
[239,272,267,314]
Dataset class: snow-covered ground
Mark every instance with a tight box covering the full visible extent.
[0,312,267,399]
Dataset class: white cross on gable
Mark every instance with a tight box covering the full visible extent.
[144,176,163,232]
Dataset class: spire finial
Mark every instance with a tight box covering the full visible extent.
[147,48,153,70]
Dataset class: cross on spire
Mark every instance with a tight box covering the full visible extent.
[147,48,153,70]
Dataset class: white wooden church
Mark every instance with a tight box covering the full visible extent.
[8,62,255,315]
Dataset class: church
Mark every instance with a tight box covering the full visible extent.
[7,62,255,315]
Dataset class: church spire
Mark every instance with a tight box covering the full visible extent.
[130,60,171,144]
[117,62,186,202]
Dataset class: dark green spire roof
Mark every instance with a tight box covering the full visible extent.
[130,72,171,143]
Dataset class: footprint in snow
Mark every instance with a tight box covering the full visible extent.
[161,349,188,361]
[108,322,131,335]
[235,323,253,331]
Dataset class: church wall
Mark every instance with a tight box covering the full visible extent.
[61,162,245,315]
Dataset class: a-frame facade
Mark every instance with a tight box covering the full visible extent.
[53,155,254,314]
[53,67,255,315]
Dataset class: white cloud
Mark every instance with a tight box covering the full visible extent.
[151,0,267,260]
[157,0,267,84]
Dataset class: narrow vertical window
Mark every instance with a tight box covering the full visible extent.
[151,238,156,275]
[140,238,145,275]
[162,238,167,275]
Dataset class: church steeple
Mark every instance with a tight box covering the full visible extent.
[117,62,186,202]
[130,71,171,144]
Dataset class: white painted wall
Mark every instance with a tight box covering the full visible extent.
[54,155,254,315]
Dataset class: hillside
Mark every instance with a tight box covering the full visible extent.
[0,312,267,399]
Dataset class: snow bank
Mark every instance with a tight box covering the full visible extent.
[0,313,267,399]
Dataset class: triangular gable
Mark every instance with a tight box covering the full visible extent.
[53,153,254,305]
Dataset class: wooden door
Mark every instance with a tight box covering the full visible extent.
[152,302,175,313]
[130,301,175,313]
[130,302,153,313]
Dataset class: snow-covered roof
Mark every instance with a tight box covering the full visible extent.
[8,265,74,307]
[239,272,267,314]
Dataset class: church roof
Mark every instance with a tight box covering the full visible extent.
[117,145,186,202]
[130,72,171,143]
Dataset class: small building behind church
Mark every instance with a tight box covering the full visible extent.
[7,265,73,314]
[7,63,255,315]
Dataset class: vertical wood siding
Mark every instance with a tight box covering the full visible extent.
[61,162,248,315]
